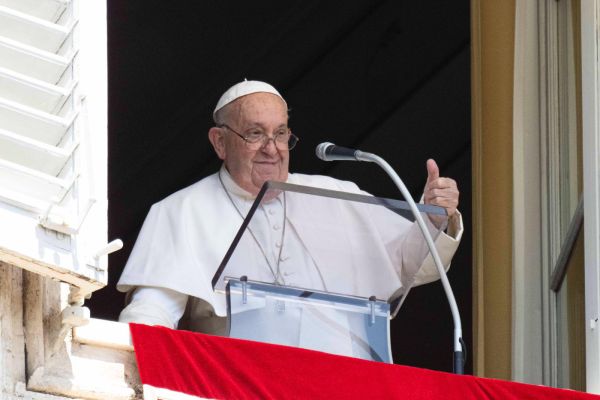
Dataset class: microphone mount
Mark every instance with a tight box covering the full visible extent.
[316,142,465,374]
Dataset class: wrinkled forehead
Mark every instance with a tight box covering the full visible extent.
[226,93,289,126]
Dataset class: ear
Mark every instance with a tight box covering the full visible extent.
[208,127,226,160]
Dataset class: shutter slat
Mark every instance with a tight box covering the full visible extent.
[0,127,74,175]
[0,0,70,23]
[0,66,72,114]
[0,97,74,145]
[0,5,72,53]
[0,36,72,84]
[0,158,72,202]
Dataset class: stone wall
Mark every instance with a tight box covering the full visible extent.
[0,262,140,399]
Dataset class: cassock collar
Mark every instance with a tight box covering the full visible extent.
[218,165,255,201]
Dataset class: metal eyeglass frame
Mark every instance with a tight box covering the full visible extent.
[219,124,299,150]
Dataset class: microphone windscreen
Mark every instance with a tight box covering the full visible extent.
[315,142,335,161]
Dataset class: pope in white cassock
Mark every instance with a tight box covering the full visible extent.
[117,80,464,358]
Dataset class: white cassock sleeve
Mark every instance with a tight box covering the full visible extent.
[413,210,463,285]
[119,287,188,328]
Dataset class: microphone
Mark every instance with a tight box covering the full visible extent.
[315,142,363,161]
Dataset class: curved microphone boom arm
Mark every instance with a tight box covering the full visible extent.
[315,142,464,374]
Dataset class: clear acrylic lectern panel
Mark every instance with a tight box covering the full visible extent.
[212,181,448,362]
[226,278,391,362]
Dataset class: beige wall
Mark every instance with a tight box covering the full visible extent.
[567,230,586,390]
[568,1,585,389]
[471,0,515,379]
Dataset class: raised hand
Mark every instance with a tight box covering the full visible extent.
[423,159,459,217]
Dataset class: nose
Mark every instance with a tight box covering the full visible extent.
[260,136,279,154]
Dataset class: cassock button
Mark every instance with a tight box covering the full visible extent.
[268,208,276,215]
[275,242,282,248]
[280,254,290,261]
[273,224,281,230]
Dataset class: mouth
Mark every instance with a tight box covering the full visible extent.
[253,160,280,175]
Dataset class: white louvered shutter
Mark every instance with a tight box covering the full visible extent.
[0,0,109,295]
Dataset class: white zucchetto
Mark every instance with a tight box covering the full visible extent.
[213,80,286,119]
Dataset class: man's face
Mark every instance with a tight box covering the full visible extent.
[211,92,290,195]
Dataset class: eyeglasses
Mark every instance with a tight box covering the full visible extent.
[219,124,299,150]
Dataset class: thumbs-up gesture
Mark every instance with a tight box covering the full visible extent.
[424,159,459,218]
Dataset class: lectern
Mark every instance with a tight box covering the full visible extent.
[212,181,447,363]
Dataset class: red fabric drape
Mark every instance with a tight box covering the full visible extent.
[130,323,599,400]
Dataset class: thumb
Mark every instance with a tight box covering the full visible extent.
[426,159,439,183]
